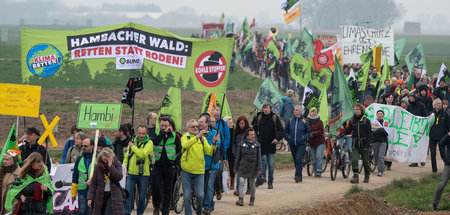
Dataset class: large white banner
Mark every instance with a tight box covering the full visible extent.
[340,26,394,65]
[50,163,127,215]
[366,104,435,163]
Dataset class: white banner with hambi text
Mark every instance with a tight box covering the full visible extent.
[340,26,394,65]
[366,104,434,163]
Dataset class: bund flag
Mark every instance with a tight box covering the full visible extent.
[313,50,334,71]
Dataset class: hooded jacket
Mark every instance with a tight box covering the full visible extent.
[285,116,311,147]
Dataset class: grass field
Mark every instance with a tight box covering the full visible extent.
[346,173,450,211]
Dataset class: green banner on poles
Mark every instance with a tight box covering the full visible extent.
[21,22,233,94]
[77,102,122,130]
[156,87,182,132]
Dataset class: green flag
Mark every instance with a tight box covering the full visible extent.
[360,44,382,65]
[201,92,232,118]
[0,124,19,165]
[281,0,299,12]
[310,67,332,92]
[394,38,407,59]
[253,77,283,112]
[297,28,315,59]
[376,58,391,99]
[302,82,328,127]
[219,12,224,23]
[243,37,254,52]
[241,17,250,38]
[156,87,182,132]
[358,62,371,91]
[265,40,280,71]
[290,53,312,86]
[406,43,427,89]
[214,26,222,38]
[283,38,292,57]
[329,56,354,135]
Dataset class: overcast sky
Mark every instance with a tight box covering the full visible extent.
[6,0,450,34]
[59,0,446,21]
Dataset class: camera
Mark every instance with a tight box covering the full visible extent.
[136,160,145,175]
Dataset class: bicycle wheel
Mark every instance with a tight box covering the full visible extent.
[322,145,329,172]
[342,149,352,178]
[144,176,152,210]
[192,192,198,211]
[330,150,338,181]
[305,148,313,176]
[173,176,184,214]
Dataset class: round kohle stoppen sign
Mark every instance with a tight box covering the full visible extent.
[194,51,227,88]
[318,53,329,65]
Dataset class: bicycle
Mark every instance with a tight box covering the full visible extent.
[172,168,198,214]
[303,145,313,176]
[322,133,336,173]
[329,134,352,181]
[358,144,376,174]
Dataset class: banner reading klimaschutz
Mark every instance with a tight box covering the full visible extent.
[21,22,233,94]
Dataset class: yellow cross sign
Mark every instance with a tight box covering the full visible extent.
[37,114,60,147]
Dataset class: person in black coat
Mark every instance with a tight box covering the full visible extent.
[342,103,372,184]
[19,127,52,172]
[407,93,428,117]
[416,85,433,114]
[429,99,450,173]
[252,103,284,189]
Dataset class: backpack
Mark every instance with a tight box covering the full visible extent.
[256,113,279,136]
[280,100,294,123]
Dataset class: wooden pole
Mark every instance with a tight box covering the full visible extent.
[89,129,99,178]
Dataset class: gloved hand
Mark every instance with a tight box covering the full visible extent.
[71,183,78,198]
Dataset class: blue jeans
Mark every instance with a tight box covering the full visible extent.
[203,169,218,210]
[78,194,88,215]
[259,154,274,183]
[181,170,204,215]
[124,174,149,215]
[310,144,325,173]
[281,76,288,91]
[339,136,352,154]
[290,143,306,179]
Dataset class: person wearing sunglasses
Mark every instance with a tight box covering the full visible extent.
[65,132,87,164]
[71,138,95,215]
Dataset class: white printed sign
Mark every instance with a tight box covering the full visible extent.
[340,26,394,65]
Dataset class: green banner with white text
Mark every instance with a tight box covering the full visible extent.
[21,22,233,94]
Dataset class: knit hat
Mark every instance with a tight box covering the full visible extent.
[97,136,107,147]
[309,107,318,112]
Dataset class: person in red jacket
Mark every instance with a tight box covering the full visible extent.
[306,107,325,177]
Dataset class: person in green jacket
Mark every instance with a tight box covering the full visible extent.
[124,125,153,215]
[180,119,216,215]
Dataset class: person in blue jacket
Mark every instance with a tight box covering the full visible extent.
[61,125,82,164]
[284,105,310,183]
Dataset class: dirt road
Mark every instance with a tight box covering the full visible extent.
[143,157,443,214]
